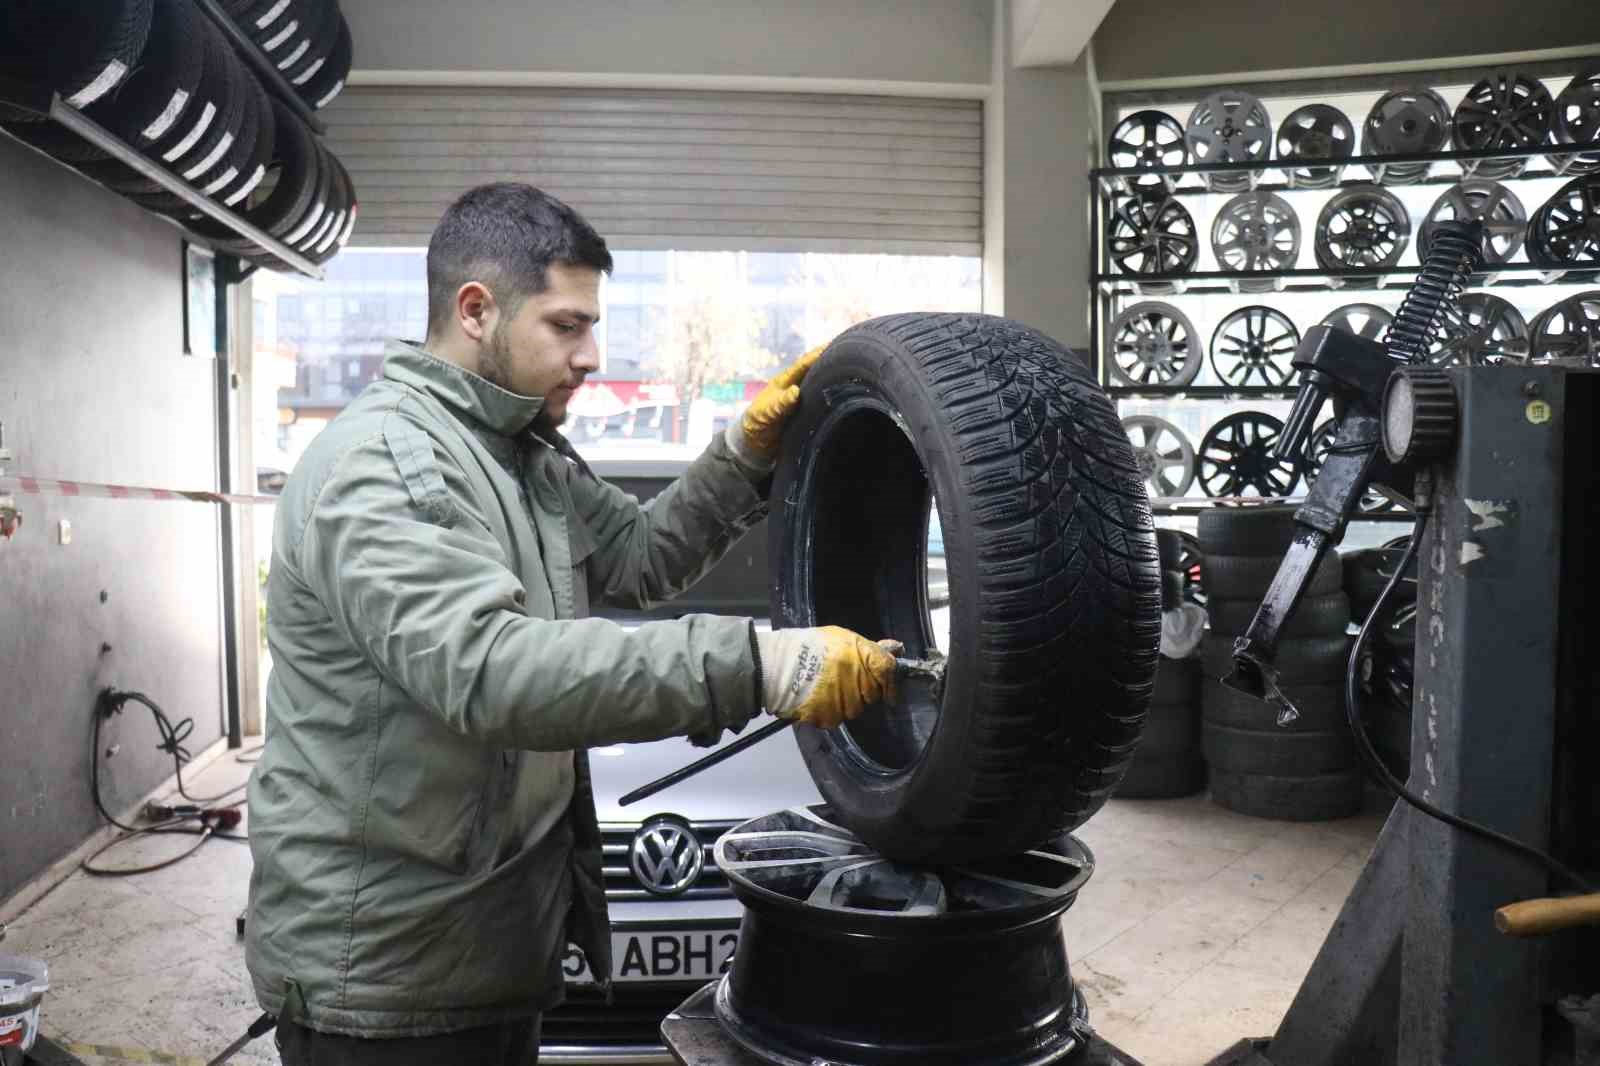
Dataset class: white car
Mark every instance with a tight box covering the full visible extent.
[541,460,822,1064]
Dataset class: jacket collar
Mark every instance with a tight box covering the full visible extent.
[382,339,545,438]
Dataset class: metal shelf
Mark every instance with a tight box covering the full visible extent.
[1110,385,1300,400]
[193,0,326,136]
[0,86,323,280]
[1149,497,1415,521]
[1095,262,1600,296]
[1092,139,1600,194]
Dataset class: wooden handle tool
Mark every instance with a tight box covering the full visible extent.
[1495,894,1600,937]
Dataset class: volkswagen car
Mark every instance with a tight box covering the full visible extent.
[539,459,821,1064]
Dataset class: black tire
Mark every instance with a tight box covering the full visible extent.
[1156,528,1183,571]
[165,27,248,189]
[310,149,355,260]
[1209,767,1363,821]
[1201,633,1351,684]
[1198,505,1299,556]
[771,313,1162,864]
[298,13,351,110]
[88,0,206,147]
[1153,653,1199,705]
[280,0,341,86]
[193,95,320,242]
[1207,590,1350,637]
[1202,721,1355,776]
[1201,678,1348,732]
[1161,569,1185,610]
[214,76,276,208]
[0,0,152,110]
[132,68,266,214]
[1204,551,1341,600]
[1116,754,1205,799]
[1366,701,1412,778]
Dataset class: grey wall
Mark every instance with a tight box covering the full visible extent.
[1000,49,1093,348]
[0,135,224,903]
[340,0,993,83]
[1094,0,1600,84]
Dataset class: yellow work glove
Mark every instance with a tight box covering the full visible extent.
[755,626,899,730]
[725,346,824,469]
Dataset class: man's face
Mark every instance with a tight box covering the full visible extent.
[481,261,602,424]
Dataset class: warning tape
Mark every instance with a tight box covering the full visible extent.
[0,476,277,507]
[54,1040,207,1066]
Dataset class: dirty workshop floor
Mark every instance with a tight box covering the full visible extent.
[2,752,1385,1066]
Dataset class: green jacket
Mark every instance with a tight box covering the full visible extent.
[247,340,767,1037]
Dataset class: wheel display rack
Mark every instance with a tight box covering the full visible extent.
[1094,61,1600,516]
[0,0,337,281]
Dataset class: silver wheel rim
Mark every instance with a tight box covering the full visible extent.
[1453,69,1553,179]
[1109,109,1188,189]
[1210,305,1300,387]
[1108,195,1199,276]
[1531,292,1600,365]
[1108,301,1200,386]
[1419,180,1527,263]
[1431,293,1530,366]
[1197,411,1299,498]
[1186,90,1270,190]
[1315,186,1411,271]
[1363,89,1451,155]
[1276,104,1354,188]
[1123,415,1197,497]
[1211,191,1300,275]
[1321,303,1395,342]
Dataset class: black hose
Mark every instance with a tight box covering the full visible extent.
[1344,512,1595,894]
[1385,220,1483,364]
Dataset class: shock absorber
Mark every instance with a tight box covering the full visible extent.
[1385,220,1485,364]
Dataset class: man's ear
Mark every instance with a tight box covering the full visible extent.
[455,282,496,343]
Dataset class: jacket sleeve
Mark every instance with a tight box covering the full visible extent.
[293,424,761,751]
[571,429,770,610]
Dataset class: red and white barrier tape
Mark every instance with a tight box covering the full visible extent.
[0,475,278,508]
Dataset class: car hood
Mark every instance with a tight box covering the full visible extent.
[586,723,823,825]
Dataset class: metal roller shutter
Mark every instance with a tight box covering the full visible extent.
[322,86,982,254]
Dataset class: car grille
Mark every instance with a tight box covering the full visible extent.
[543,983,691,1049]
[601,821,737,901]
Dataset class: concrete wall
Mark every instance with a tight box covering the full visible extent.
[0,135,225,904]
[1093,0,1600,85]
[340,0,994,83]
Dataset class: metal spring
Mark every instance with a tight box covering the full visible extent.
[1384,221,1485,364]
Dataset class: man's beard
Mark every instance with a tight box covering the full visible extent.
[487,319,566,435]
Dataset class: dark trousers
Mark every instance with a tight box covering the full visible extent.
[276,1016,541,1065]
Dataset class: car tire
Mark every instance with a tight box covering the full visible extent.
[1203,551,1342,600]
[1198,505,1299,556]
[1201,632,1351,685]
[298,13,351,110]
[1209,766,1363,821]
[1118,657,1203,799]
[1207,591,1350,637]
[770,312,1162,864]
[0,0,152,110]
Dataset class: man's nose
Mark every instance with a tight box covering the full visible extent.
[574,332,602,372]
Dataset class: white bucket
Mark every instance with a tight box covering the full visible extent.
[0,954,48,1056]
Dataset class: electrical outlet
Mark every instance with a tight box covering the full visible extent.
[57,519,71,545]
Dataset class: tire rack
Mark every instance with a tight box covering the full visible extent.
[1091,59,1600,520]
[0,0,332,283]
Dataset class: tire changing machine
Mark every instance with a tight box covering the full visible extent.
[1208,221,1600,1065]
[660,806,1143,1066]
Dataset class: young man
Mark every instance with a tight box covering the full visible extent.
[247,183,895,1064]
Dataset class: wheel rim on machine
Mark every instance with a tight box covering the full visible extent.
[1430,293,1530,366]
[1123,416,1197,498]
[1315,186,1412,278]
[1362,89,1451,183]
[1108,194,1199,289]
[1210,306,1300,387]
[713,806,1096,1066]
[1419,180,1527,263]
[1197,412,1301,498]
[1321,303,1395,342]
[1108,302,1202,388]
[1108,109,1189,191]
[1186,90,1272,193]
[1452,68,1554,181]
[1211,192,1300,291]
[1550,66,1600,174]
[1276,104,1354,189]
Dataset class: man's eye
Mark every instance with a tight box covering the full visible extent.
[556,322,578,334]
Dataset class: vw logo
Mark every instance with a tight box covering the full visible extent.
[630,819,704,897]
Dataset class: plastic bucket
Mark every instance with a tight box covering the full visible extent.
[0,954,48,1055]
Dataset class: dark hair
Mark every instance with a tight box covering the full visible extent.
[425,183,613,336]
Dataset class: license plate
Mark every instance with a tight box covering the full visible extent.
[563,929,738,984]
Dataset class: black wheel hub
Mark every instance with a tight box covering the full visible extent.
[712,806,1095,1066]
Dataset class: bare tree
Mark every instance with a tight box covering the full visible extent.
[795,254,981,347]
[648,252,777,442]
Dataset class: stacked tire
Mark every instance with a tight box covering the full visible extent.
[1347,537,1418,779]
[1116,530,1204,799]
[0,0,356,269]
[1199,507,1362,820]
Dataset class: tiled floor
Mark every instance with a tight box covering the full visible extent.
[1,754,1386,1066]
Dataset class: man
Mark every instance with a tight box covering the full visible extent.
[247,183,897,1064]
